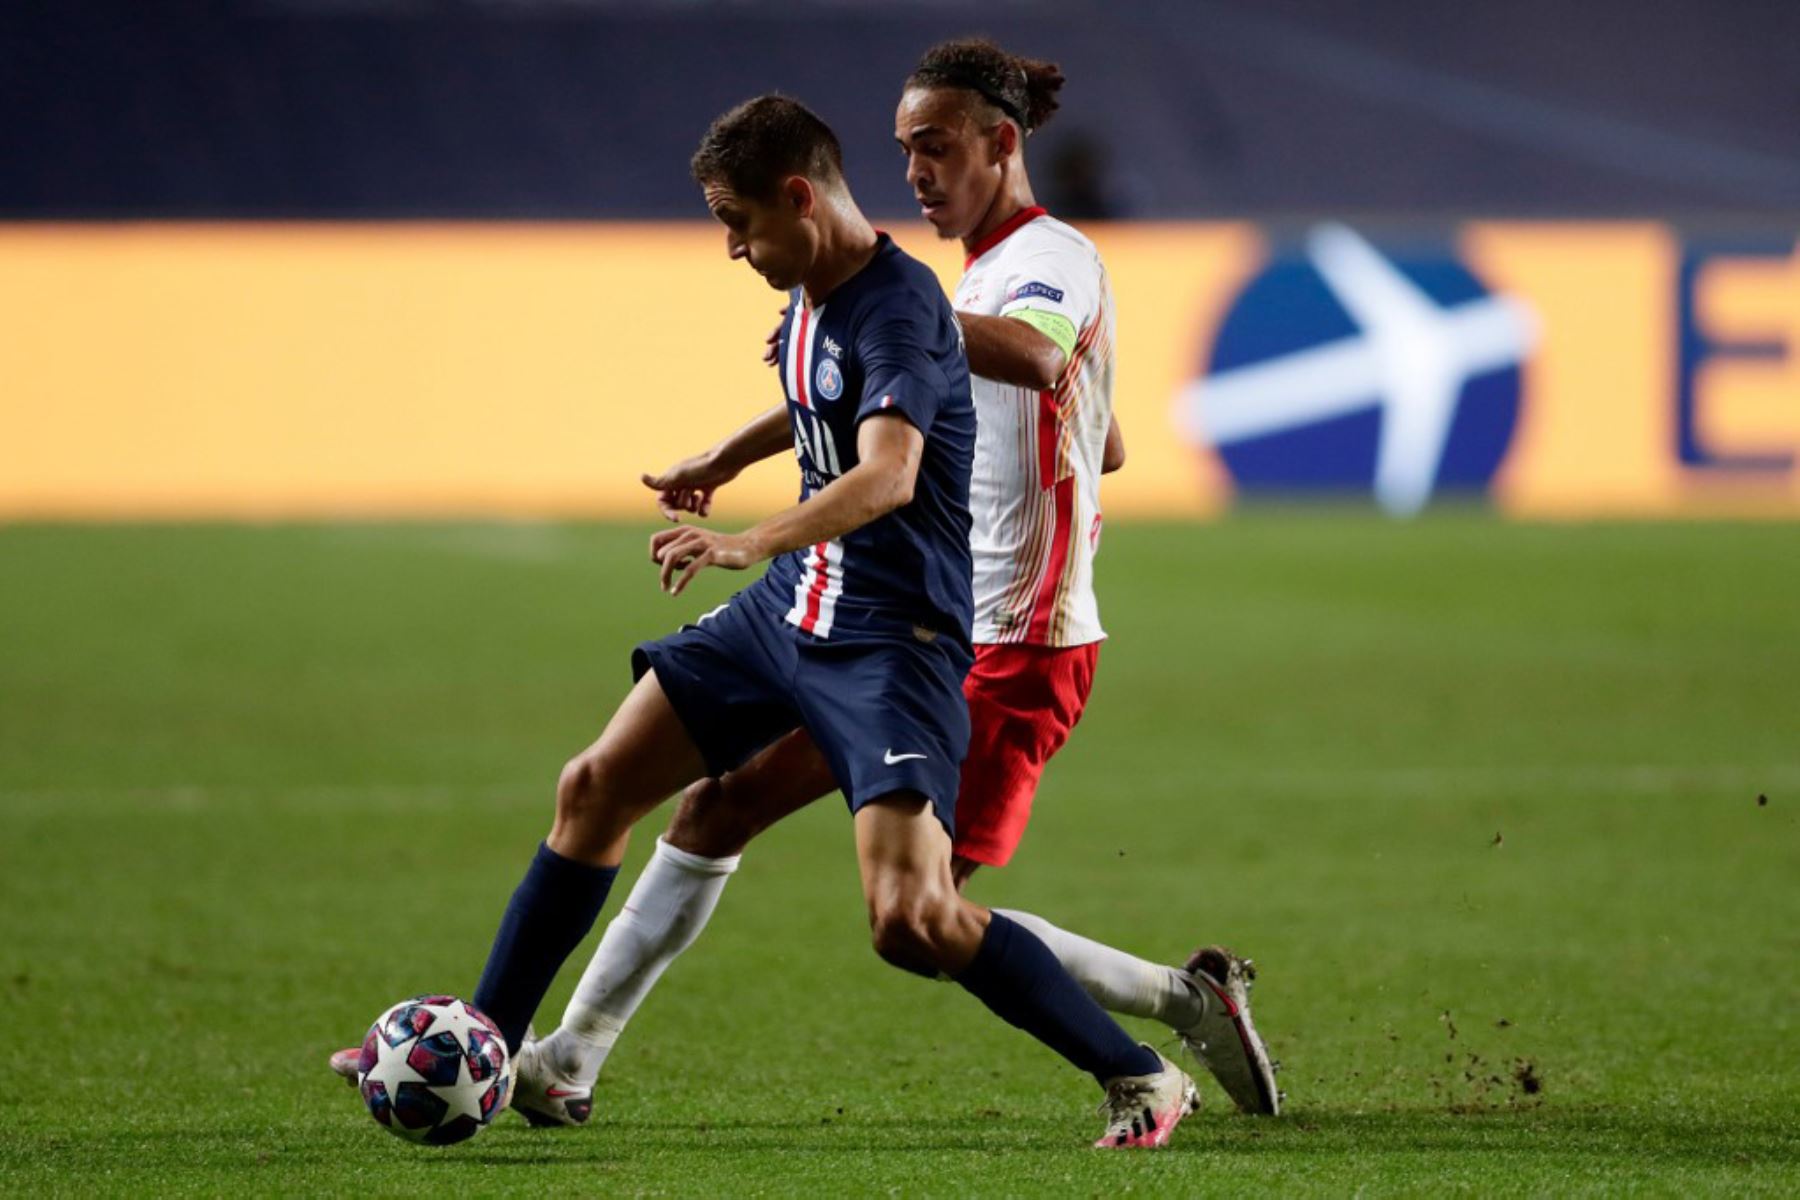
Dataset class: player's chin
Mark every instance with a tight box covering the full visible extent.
[920,205,959,239]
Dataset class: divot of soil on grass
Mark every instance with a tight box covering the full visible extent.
[1429,1010,1544,1113]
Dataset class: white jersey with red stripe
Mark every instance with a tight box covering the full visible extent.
[955,207,1115,647]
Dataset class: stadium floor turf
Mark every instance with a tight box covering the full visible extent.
[3,516,1796,1195]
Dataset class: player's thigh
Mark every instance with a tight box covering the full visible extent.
[964,642,1099,760]
[951,674,1051,865]
[553,670,711,848]
[952,643,1100,866]
[665,728,839,856]
[567,670,707,795]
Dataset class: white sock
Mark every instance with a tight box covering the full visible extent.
[995,908,1205,1029]
[538,837,739,1087]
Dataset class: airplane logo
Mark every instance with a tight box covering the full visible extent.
[1179,224,1539,516]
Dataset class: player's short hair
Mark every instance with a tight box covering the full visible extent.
[907,37,1065,134]
[690,94,846,201]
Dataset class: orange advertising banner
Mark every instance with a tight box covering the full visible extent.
[1,222,1795,519]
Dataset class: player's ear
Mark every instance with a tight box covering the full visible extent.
[992,119,1019,164]
[783,175,817,218]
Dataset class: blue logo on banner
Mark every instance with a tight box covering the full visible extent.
[1008,281,1065,304]
[815,356,844,401]
[1179,224,1536,515]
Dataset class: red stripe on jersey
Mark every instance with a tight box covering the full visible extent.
[795,306,812,409]
[1034,319,1100,490]
[964,205,1048,269]
[1026,477,1076,642]
[1036,389,1059,490]
[792,311,831,635]
[801,540,829,633]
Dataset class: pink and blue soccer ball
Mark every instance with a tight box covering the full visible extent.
[355,995,512,1145]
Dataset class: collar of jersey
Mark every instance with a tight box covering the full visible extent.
[964,205,1048,269]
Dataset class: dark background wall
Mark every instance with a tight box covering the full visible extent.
[4,0,1799,220]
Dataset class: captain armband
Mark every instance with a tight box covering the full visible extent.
[1004,307,1078,357]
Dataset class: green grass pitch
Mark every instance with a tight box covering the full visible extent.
[2,516,1796,1195]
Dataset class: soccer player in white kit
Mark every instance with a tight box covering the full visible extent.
[511,40,1282,1131]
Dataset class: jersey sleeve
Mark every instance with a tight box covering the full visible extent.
[854,308,952,437]
[996,241,1100,360]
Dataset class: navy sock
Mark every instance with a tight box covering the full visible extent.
[955,913,1161,1085]
[472,842,618,1053]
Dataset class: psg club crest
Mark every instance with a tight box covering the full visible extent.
[815,357,844,401]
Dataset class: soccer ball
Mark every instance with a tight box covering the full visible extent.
[355,995,512,1145]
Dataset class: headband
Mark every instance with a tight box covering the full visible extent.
[933,65,1030,131]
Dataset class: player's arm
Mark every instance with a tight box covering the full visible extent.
[651,415,923,596]
[1103,413,1125,473]
[965,303,1121,472]
[641,404,791,521]
[956,310,1069,390]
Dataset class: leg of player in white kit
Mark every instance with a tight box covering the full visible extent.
[545,838,737,1080]
[991,907,1202,1028]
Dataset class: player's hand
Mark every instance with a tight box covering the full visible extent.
[763,306,789,367]
[641,452,741,522]
[649,525,756,596]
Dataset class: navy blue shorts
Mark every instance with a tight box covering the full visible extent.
[631,582,972,836]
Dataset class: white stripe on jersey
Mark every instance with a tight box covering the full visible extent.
[788,542,821,629]
[781,310,849,639]
[783,538,845,637]
[816,412,841,476]
[785,308,818,629]
[811,538,845,637]
[784,303,803,407]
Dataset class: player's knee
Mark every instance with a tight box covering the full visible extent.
[868,904,940,977]
[554,750,614,831]
[867,893,966,978]
[664,777,751,858]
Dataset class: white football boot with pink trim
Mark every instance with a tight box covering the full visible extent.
[1176,946,1282,1115]
[1092,1047,1200,1149]
[510,1039,593,1128]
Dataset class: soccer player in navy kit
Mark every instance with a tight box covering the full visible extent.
[447,96,1200,1147]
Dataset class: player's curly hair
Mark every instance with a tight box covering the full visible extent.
[690,94,845,200]
[906,37,1065,134]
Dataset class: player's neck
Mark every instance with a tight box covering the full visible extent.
[801,200,881,307]
[962,169,1038,257]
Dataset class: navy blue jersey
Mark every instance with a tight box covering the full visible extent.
[757,234,976,647]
